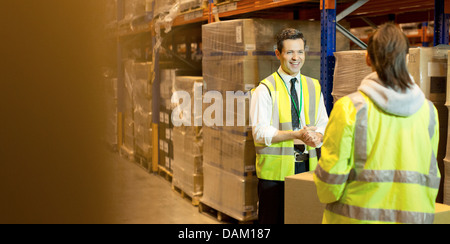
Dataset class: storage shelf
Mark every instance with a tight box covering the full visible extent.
[346,0,435,17]
[173,0,317,26]
[172,0,439,29]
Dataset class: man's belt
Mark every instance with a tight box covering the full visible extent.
[294,144,308,162]
[295,152,309,162]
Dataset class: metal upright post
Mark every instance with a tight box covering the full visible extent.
[422,22,430,47]
[320,0,336,115]
[434,0,450,46]
[208,0,214,23]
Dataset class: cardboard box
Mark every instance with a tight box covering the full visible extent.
[201,162,258,222]
[444,158,450,205]
[445,51,450,205]
[172,76,204,130]
[332,50,372,102]
[203,57,278,92]
[411,46,450,203]
[333,47,448,104]
[202,19,350,91]
[285,172,450,224]
[221,130,256,176]
[285,172,325,224]
[202,127,222,168]
[131,62,153,160]
[103,78,118,147]
[435,203,450,224]
[172,126,203,197]
[409,46,450,105]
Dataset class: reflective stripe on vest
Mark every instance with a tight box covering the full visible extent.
[255,72,321,181]
[316,92,439,224]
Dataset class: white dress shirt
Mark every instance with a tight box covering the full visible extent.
[250,67,329,147]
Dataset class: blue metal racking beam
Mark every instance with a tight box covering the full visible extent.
[320,0,336,115]
[434,0,450,46]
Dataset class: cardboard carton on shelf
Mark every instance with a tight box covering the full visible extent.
[332,50,372,103]
[202,19,350,91]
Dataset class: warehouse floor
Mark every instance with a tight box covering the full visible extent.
[108,150,220,224]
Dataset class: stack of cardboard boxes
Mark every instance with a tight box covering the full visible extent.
[179,0,205,12]
[118,0,155,35]
[202,19,336,90]
[409,46,449,203]
[159,69,176,172]
[122,60,153,167]
[201,19,277,222]
[444,50,450,205]
[200,18,349,222]
[132,62,153,166]
[122,60,136,157]
[172,76,204,201]
[332,50,372,102]
[103,77,118,150]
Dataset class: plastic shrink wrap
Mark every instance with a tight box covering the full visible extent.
[159,70,176,171]
[132,62,153,163]
[123,60,153,165]
[444,50,450,205]
[332,50,372,102]
[172,77,204,200]
[408,46,449,203]
[200,19,350,221]
[102,76,118,150]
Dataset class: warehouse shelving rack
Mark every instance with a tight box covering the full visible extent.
[114,0,449,173]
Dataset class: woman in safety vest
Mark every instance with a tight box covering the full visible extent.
[314,23,441,224]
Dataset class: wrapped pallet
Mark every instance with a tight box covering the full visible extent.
[444,50,450,205]
[172,127,203,199]
[179,0,204,12]
[122,60,136,158]
[332,47,442,103]
[409,46,449,203]
[201,18,349,222]
[202,125,258,222]
[202,127,222,169]
[202,19,349,91]
[159,69,176,172]
[202,162,259,222]
[172,77,204,201]
[428,46,449,204]
[103,77,118,150]
[154,0,178,17]
[332,50,372,102]
[204,19,319,91]
[408,47,434,97]
[132,62,153,166]
[122,60,153,166]
[221,127,255,176]
[123,0,148,21]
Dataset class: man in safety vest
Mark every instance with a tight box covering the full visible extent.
[314,23,441,224]
[250,28,329,224]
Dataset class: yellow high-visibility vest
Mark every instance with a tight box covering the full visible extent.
[254,72,322,181]
[314,91,441,224]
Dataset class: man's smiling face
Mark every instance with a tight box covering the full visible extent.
[276,38,306,76]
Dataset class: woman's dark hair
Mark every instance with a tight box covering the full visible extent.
[367,23,413,92]
[276,28,306,53]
